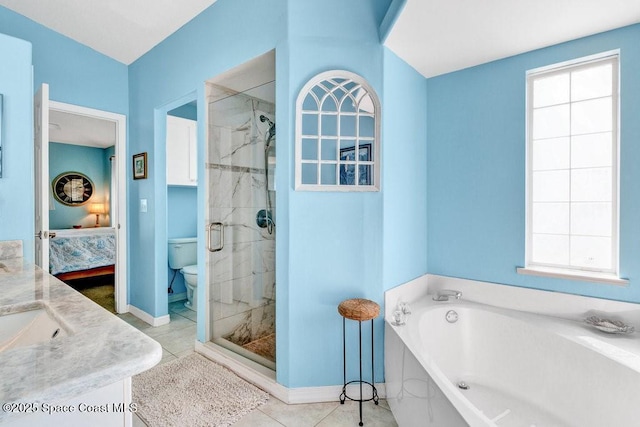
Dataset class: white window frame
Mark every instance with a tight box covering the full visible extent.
[295,70,381,191]
[518,50,627,285]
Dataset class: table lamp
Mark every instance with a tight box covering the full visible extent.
[89,203,105,227]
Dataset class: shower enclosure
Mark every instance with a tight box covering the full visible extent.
[205,79,276,370]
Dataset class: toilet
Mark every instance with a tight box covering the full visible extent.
[168,237,198,311]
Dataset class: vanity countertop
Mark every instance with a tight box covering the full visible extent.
[0,258,162,422]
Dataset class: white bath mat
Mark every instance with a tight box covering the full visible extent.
[132,353,268,427]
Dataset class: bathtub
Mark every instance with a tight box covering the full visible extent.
[385,298,640,426]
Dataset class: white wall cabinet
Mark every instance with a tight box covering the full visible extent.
[166,115,197,186]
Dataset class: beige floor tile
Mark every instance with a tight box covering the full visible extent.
[233,408,285,427]
[132,412,148,427]
[259,398,339,427]
[172,348,195,359]
[121,306,401,427]
[168,300,190,313]
[158,348,177,365]
[177,308,197,322]
[316,400,397,427]
[142,314,195,339]
[154,328,197,354]
[378,398,391,411]
[116,313,152,331]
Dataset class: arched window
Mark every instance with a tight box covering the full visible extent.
[295,70,380,191]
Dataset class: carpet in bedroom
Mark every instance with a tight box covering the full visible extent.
[71,283,116,313]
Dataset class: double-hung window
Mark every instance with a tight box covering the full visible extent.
[523,52,623,283]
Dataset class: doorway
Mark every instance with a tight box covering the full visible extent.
[166,101,198,325]
[34,85,128,313]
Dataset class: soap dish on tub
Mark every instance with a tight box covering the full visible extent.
[585,316,635,334]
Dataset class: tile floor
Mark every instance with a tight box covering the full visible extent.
[118,301,397,427]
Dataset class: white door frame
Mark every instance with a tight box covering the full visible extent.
[34,84,50,269]
[48,101,128,313]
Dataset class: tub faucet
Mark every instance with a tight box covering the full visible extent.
[433,290,462,301]
[398,301,411,315]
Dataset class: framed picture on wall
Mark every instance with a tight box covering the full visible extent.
[133,152,147,180]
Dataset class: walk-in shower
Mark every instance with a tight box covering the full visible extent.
[205,75,276,370]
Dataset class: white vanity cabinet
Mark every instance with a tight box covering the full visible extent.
[0,257,161,427]
[166,115,197,186]
[5,378,134,427]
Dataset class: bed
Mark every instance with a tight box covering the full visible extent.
[49,228,116,281]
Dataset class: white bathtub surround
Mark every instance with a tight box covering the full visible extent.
[0,257,162,425]
[0,240,23,260]
[384,275,640,426]
[385,322,467,426]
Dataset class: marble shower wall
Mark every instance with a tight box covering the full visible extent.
[206,84,276,348]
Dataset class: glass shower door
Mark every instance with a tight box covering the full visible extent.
[205,81,276,370]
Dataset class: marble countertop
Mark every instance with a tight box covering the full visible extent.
[0,258,162,422]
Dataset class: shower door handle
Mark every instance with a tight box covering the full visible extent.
[206,222,224,252]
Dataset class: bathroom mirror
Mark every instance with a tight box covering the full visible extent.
[295,70,380,191]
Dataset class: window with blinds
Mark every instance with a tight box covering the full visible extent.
[525,53,619,276]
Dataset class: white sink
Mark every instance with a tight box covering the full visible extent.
[0,307,68,352]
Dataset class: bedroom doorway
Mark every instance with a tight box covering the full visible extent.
[34,84,128,313]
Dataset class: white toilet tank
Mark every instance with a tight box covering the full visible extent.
[168,237,197,269]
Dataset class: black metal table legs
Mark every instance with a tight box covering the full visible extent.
[339,317,379,426]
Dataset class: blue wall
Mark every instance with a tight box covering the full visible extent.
[382,48,428,290]
[128,0,401,388]
[5,0,637,395]
[168,103,197,121]
[49,142,112,229]
[0,33,32,258]
[284,0,396,388]
[0,0,401,389]
[167,186,197,295]
[427,24,640,303]
[0,6,128,261]
[127,0,287,328]
[0,7,128,113]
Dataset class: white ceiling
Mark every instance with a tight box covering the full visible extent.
[1,0,638,78]
[385,0,640,78]
[49,110,116,149]
[0,0,218,64]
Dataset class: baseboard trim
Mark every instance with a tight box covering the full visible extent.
[168,292,187,303]
[127,304,170,327]
[195,341,386,404]
[287,383,386,404]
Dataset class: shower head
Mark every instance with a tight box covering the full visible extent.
[260,115,274,127]
[260,114,276,147]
